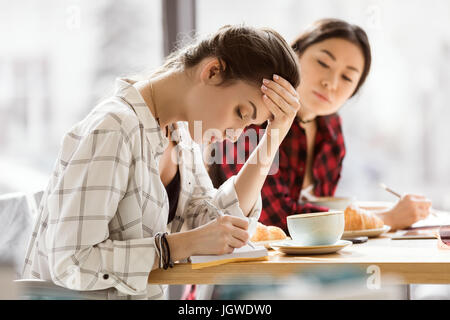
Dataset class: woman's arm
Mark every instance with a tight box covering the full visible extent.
[235,75,301,216]
[45,128,159,295]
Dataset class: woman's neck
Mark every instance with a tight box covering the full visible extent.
[137,70,190,130]
[297,106,317,125]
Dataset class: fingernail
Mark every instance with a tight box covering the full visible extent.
[263,94,268,100]
[273,74,279,80]
[262,78,269,85]
[261,85,267,91]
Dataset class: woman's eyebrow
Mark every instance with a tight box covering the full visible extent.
[321,49,336,61]
[321,49,360,73]
[347,66,360,73]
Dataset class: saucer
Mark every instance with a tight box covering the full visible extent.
[270,239,352,255]
[342,225,391,238]
[253,237,291,249]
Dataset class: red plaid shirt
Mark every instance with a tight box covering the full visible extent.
[211,114,346,233]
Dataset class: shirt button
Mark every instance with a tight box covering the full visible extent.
[103,274,109,280]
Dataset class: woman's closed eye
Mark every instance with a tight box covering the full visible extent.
[317,59,329,69]
[236,107,243,119]
[318,59,353,83]
[236,106,246,120]
[342,75,353,83]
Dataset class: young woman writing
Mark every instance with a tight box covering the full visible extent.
[22,25,301,299]
[210,19,431,234]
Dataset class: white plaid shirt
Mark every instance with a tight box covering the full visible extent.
[22,78,262,299]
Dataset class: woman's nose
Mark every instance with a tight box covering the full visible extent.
[321,73,339,91]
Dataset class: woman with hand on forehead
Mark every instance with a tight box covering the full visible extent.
[22,25,301,299]
[210,19,431,234]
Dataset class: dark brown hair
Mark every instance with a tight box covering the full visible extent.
[155,24,300,89]
[291,18,371,97]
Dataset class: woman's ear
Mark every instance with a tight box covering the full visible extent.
[199,57,225,85]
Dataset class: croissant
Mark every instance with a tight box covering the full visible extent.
[344,204,384,231]
[267,226,287,240]
[251,222,287,242]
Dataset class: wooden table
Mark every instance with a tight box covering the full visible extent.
[148,233,450,285]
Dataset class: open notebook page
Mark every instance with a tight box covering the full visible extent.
[190,244,268,269]
[410,210,450,229]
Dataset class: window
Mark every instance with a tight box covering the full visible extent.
[196,0,450,210]
[0,0,163,193]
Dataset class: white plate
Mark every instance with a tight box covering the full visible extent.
[342,225,391,238]
[306,197,354,210]
[353,201,394,211]
[253,238,290,249]
[270,239,352,255]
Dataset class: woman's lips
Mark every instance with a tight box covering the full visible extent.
[313,90,330,103]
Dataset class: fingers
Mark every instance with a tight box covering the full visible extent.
[272,74,298,96]
[404,194,429,202]
[407,196,432,220]
[228,234,246,249]
[263,76,299,106]
[227,225,249,249]
[230,226,249,243]
[263,94,285,120]
[261,76,300,116]
[403,194,432,208]
[262,85,295,117]
[419,201,432,210]
[226,215,249,230]
[217,215,250,249]
[420,210,430,220]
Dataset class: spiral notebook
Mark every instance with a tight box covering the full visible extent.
[189,244,269,269]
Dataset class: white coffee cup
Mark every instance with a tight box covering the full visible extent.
[287,211,345,246]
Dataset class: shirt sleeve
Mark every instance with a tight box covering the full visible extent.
[314,114,346,196]
[218,160,327,233]
[259,172,329,233]
[45,128,158,296]
[184,145,262,238]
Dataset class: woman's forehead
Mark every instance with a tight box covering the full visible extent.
[307,38,364,66]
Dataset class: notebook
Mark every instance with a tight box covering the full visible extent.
[409,210,450,229]
[189,244,269,269]
[391,228,439,240]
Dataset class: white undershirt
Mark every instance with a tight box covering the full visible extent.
[298,184,315,204]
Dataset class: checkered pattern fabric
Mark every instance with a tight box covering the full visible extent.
[215,115,345,233]
[22,78,261,300]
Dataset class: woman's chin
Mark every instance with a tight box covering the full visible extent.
[299,102,335,118]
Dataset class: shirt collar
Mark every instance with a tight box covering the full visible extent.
[114,78,169,156]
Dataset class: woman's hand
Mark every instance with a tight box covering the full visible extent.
[381,194,432,230]
[233,75,301,216]
[189,215,250,255]
[261,74,301,147]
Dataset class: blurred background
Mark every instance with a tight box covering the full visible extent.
[1,0,449,210]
